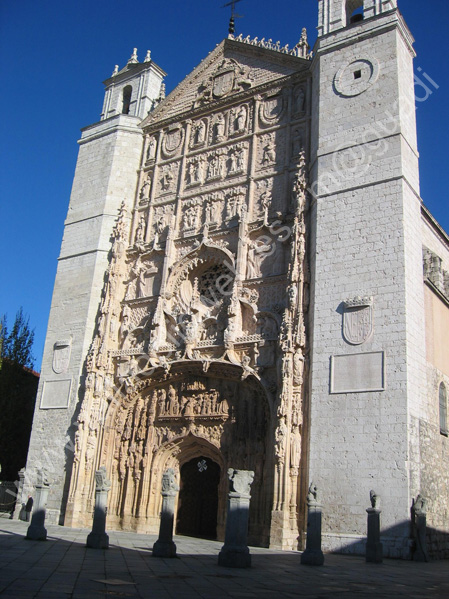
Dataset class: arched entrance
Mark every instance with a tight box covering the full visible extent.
[176,456,220,539]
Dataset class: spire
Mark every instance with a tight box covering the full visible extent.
[144,50,151,63]
[295,28,310,59]
[127,48,138,64]
[111,65,119,77]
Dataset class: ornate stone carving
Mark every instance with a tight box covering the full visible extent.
[259,92,285,127]
[261,134,276,167]
[293,85,306,115]
[160,164,175,192]
[190,118,208,148]
[95,466,112,492]
[195,59,253,106]
[228,468,254,496]
[161,126,184,158]
[146,136,157,163]
[52,339,71,374]
[185,157,204,186]
[139,176,152,204]
[342,296,373,345]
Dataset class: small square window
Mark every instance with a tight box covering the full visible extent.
[354,70,362,80]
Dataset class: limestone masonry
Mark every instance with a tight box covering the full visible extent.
[23,0,449,559]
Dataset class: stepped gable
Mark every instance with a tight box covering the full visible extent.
[141,37,310,129]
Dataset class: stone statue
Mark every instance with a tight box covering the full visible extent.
[236,105,247,131]
[134,216,146,244]
[215,114,225,141]
[161,468,179,494]
[370,489,380,509]
[228,468,254,496]
[307,481,318,503]
[95,466,111,492]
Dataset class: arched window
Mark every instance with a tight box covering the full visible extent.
[346,0,364,25]
[122,86,132,115]
[439,382,448,435]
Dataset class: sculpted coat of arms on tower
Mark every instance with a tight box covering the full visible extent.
[342,296,373,345]
[52,339,72,374]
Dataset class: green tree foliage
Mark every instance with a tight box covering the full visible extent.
[0,308,38,481]
[0,308,35,369]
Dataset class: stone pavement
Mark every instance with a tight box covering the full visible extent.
[0,519,447,599]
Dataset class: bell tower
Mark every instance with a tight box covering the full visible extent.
[308,0,427,557]
[23,49,165,524]
[318,0,398,36]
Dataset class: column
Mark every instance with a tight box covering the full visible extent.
[218,469,254,568]
[86,467,111,549]
[153,468,179,558]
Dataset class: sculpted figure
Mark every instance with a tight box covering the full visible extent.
[195,120,206,144]
[295,87,305,113]
[135,216,146,244]
[139,177,151,200]
[236,105,247,131]
[215,114,225,141]
[146,137,157,161]
[262,140,276,164]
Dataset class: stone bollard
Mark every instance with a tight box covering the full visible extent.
[86,467,111,549]
[153,468,179,558]
[366,490,383,563]
[412,494,430,562]
[301,481,324,566]
[218,469,254,568]
[26,470,50,541]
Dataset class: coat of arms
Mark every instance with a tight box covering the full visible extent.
[213,68,235,98]
[52,339,71,374]
[162,127,183,157]
[260,93,285,125]
[342,297,373,345]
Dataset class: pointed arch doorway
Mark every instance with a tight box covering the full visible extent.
[176,456,221,540]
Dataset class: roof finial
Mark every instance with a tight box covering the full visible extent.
[295,28,310,59]
[223,0,244,38]
[144,50,151,63]
[112,65,119,77]
[128,48,138,64]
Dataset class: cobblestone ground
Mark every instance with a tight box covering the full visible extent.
[0,519,447,598]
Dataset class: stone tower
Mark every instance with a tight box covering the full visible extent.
[309,0,427,555]
[23,50,165,523]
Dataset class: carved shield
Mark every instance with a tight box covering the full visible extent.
[262,95,284,121]
[163,128,182,155]
[213,69,235,98]
[343,303,373,345]
[53,340,71,374]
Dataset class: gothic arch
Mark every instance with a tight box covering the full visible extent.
[99,362,273,542]
[165,241,235,298]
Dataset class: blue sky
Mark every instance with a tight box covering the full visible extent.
[1,0,448,370]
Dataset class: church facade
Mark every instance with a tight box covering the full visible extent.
[24,0,449,558]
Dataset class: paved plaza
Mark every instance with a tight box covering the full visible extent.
[0,519,447,598]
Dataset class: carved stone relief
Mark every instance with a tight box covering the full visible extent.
[185,157,204,187]
[293,85,306,116]
[161,126,184,159]
[229,104,249,137]
[195,58,253,107]
[190,118,208,148]
[139,174,152,205]
[158,162,178,195]
[52,339,72,374]
[259,92,285,127]
[145,135,158,163]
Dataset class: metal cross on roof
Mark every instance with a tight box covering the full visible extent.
[223,0,244,35]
